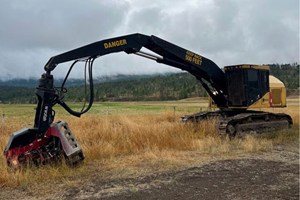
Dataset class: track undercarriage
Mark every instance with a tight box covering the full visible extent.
[181,110,293,137]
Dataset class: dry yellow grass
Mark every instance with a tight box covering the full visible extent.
[0,102,299,192]
[71,113,218,160]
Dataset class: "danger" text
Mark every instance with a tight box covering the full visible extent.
[104,39,127,49]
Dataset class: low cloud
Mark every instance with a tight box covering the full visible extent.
[0,0,298,79]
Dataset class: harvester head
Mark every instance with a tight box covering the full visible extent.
[4,121,84,170]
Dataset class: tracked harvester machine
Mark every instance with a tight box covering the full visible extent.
[182,65,292,136]
[4,33,292,168]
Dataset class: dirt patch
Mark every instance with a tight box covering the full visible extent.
[1,143,299,200]
[103,159,298,200]
[59,143,299,200]
[60,159,298,200]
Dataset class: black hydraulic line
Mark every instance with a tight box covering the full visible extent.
[80,59,89,113]
[61,60,79,90]
[81,57,95,115]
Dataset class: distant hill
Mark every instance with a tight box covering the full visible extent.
[0,78,37,88]
[269,63,299,90]
[0,63,298,103]
[0,85,35,103]
[66,73,206,102]
[0,74,160,88]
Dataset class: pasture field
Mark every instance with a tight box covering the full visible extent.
[0,98,298,198]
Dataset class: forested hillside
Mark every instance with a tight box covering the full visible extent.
[0,64,298,103]
[0,86,36,103]
[67,73,206,102]
[269,63,299,90]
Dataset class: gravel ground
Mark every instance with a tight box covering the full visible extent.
[1,143,299,200]
[63,143,299,200]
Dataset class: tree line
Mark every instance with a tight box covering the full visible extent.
[0,63,298,104]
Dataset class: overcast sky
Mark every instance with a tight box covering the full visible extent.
[0,0,299,80]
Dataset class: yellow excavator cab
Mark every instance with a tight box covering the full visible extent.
[247,75,287,109]
[209,75,287,109]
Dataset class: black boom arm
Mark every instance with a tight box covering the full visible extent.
[45,33,228,104]
[34,33,228,136]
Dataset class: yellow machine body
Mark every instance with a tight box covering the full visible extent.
[209,74,287,109]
